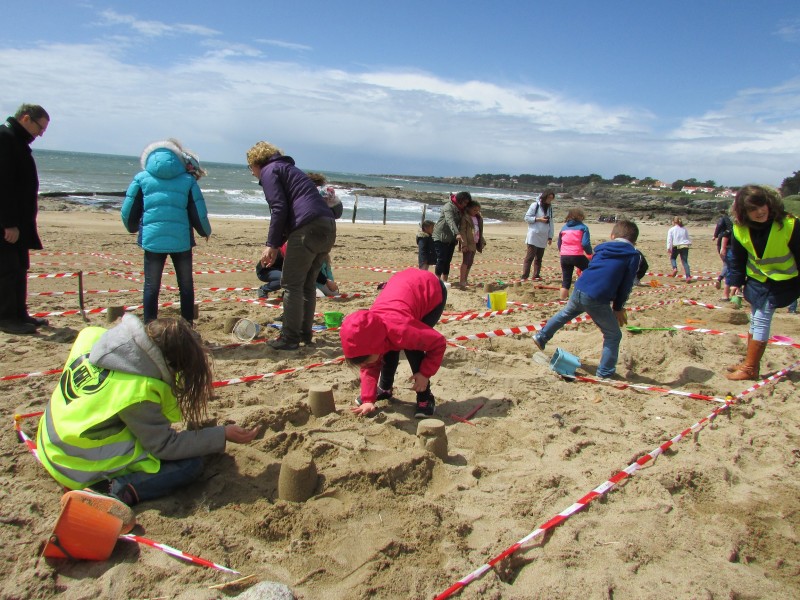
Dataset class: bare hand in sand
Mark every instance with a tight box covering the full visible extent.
[409,373,430,393]
[351,401,377,416]
[224,424,262,444]
[261,246,278,267]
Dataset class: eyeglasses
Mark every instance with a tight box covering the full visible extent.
[28,117,47,133]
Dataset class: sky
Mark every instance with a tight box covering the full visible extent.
[2,1,799,187]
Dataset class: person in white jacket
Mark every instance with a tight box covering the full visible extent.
[521,189,555,280]
[666,216,692,280]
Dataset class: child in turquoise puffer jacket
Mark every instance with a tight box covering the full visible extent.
[121,139,211,325]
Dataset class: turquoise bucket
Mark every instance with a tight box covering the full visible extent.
[550,348,581,376]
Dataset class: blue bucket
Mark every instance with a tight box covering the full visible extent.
[550,348,581,376]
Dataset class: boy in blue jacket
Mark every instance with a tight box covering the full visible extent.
[533,220,640,379]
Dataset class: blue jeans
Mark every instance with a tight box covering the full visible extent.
[749,298,777,342]
[535,288,622,377]
[670,247,691,278]
[257,269,283,294]
[281,217,336,343]
[143,250,195,323]
[109,457,204,504]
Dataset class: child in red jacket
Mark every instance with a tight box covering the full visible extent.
[340,269,447,418]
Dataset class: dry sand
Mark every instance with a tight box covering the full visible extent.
[2,209,799,599]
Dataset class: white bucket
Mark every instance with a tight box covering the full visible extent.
[232,318,260,342]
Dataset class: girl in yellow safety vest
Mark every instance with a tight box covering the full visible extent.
[726,185,800,380]
[37,315,260,505]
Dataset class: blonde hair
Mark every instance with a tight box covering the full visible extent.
[246,142,283,169]
[672,216,684,227]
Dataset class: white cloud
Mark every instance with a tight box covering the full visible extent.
[255,39,312,52]
[1,38,798,186]
[96,9,219,38]
[775,18,800,42]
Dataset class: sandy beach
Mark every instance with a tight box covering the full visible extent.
[2,208,799,599]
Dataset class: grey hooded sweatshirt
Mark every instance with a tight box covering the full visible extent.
[88,314,225,460]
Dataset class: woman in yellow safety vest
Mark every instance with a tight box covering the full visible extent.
[726,185,800,380]
[37,315,260,505]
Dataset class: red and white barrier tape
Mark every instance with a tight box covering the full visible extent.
[434,357,800,599]
[14,413,239,574]
[574,375,728,403]
[211,356,345,388]
[120,534,239,574]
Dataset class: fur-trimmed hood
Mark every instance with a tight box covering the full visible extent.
[140,138,206,180]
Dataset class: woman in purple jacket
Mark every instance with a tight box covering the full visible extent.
[247,142,337,350]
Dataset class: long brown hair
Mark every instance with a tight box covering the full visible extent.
[145,319,212,429]
[732,184,786,227]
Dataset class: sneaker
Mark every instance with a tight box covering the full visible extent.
[300,333,315,345]
[61,489,136,534]
[0,320,37,335]
[415,394,436,418]
[269,336,299,351]
[257,288,269,299]
[532,334,546,351]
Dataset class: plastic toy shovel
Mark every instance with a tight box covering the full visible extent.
[626,326,676,334]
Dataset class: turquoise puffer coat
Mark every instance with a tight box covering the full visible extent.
[121,146,211,253]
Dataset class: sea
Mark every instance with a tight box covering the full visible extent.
[34,149,539,225]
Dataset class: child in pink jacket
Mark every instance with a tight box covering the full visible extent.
[340,269,447,418]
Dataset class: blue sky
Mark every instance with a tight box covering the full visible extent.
[2,1,799,186]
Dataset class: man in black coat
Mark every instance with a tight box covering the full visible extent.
[0,103,50,335]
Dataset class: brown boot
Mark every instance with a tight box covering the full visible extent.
[725,339,767,381]
[726,333,752,372]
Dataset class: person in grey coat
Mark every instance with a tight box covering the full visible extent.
[432,191,470,283]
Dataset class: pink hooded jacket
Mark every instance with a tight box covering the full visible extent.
[340,269,446,403]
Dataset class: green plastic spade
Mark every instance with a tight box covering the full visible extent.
[626,326,676,334]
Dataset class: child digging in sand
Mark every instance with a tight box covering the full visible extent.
[37,315,260,506]
[533,220,640,379]
[340,269,447,418]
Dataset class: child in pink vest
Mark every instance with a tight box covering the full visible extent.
[558,208,593,300]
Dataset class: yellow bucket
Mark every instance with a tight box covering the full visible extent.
[488,291,507,311]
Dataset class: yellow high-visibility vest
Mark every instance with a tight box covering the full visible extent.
[733,218,798,283]
[37,326,180,489]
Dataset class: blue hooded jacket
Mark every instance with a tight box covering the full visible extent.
[575,239,639,311]
[121,140,212,253]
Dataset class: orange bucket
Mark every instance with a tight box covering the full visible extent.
[43,494,123,561]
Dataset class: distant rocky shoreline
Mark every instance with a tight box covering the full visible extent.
[333,182,730,225]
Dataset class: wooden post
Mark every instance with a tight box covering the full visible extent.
[352,194,358,224]
[77,270,88,322]
[383,197,387,225]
